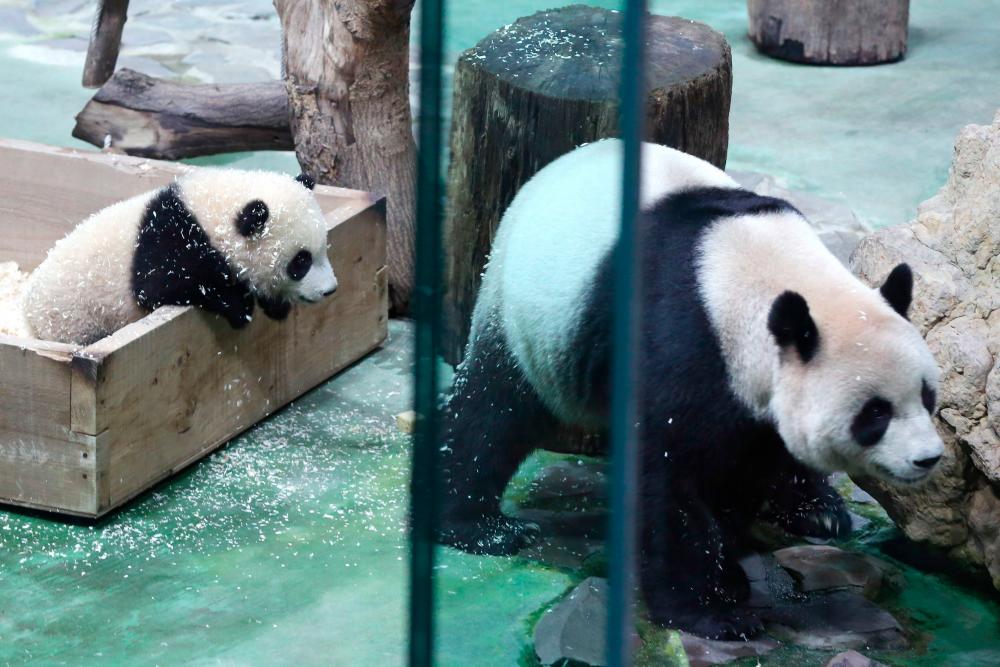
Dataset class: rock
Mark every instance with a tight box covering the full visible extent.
[520,534,603,570]
[534,577,609,666]
[825,650,888,667]
[851,485,879,505]
[680,633,779,666]
[764,591,908,651]
[774,545,898,598]
[738,553,801,609]
[851,110,1000,588]
[849,512,872,533]
[525,460,608,506]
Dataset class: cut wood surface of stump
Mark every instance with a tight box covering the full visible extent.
[442,5,732,364]
[747,0,910,65]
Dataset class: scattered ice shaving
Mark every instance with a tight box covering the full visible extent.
[0,261,30,337]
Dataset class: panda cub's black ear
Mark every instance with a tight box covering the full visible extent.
[879,263,913,319]
[768,291,820,363]
[295,173,316,190]
[237,199,269,237]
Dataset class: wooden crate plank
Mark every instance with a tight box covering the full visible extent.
[0,429,98,515]
[0,138,383,271]
[85,198,387,514]
[0,336,76,440]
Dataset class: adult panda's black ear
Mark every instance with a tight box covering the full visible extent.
[768,290,820,363]
[879,263,912,319]
[237,199,269,237]
[295,173,316,190]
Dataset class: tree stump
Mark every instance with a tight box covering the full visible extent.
[747,0,909,65]
[275,0,417,314]
[441,5,732,364]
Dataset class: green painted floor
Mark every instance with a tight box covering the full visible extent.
[1,1,1000,665]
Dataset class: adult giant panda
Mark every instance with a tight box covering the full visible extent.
[24,169,337,345]
[438,139,944,639]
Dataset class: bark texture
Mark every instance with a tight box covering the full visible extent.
[83,0,130,88]
[276,0,416,313]
[441,5,732,364]
[72,69,293,159]
[747,0,909,65]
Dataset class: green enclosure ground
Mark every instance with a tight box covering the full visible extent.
[1,0,999,665]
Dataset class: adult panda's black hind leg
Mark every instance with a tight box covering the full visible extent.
[759,461,852,539]
[437,319,557,556]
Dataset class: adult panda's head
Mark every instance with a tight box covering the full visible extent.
[176,169,338,316]
[766,263,945,485]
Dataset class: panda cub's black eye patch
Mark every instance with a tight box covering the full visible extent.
[921,380,937,414]
[287,250,313,281]
[852,397,893,447]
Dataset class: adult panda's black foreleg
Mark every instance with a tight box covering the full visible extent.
[437,318,556,556]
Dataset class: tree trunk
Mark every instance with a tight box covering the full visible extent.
[441,6,733,364]
[275,0,416,314]
[747,0,910,65]
[73,69,293,159]
[83,0,129,88]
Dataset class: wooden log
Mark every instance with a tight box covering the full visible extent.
[747,0,910,65]
[82,0,130,88]
[441,6,733,364]
[72,69,294,159]
[275,0,417,314]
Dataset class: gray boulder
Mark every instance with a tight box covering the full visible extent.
[533,577,609,666]
[851,110,1000,588]
[825,650,888,667]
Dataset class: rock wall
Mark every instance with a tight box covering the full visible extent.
[851,111,1000,587]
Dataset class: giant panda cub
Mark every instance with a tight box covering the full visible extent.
[24,169,337,345]
[438,139,944,639]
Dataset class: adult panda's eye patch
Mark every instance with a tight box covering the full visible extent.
[287,250,313,281]
[921,380,936,414]
[852,397,893,447]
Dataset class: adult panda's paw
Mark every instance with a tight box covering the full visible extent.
[651,606,764,641]
[761,476,852,540]
[437,514,541,556]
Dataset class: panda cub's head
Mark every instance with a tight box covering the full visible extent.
[767,264,945,485]
[178,169,338,311]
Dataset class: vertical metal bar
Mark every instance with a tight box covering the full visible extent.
[409,0,445,663]
[607,0,647,665]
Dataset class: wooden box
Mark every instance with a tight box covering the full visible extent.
[0,140,388,518]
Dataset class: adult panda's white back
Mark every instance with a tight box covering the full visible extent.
[475,139,736,423]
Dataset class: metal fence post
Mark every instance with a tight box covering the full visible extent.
[607,0,648,665]
[409,0,445,663]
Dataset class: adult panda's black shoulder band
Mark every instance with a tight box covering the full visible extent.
[650,186,799,223]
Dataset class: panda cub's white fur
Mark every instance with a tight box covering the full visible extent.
[24,169,337,345]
